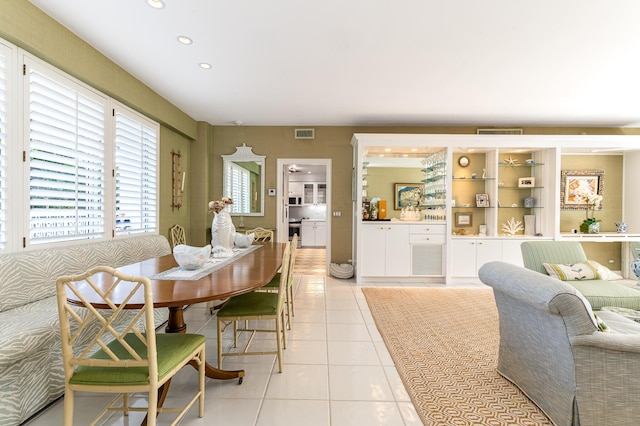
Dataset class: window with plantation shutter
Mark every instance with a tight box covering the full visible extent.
[226,162,251,213]
[26,59,107,245]
[114,106,158,235]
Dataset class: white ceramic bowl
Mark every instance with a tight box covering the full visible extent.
[173,244,211,270]
[234,232,254,248]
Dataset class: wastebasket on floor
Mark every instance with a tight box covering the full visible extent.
[330,263,354,279]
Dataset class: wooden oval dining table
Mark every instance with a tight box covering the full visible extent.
[65,241,286,383]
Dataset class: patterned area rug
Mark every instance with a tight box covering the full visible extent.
[362,287,552,426]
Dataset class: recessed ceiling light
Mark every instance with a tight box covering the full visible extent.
[177,36,192,45]
[384,148,391,152]
[147,0,165,9]
[199,62,212,69]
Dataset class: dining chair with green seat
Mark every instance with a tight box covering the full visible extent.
[257,233,298,329]
[56,266,206,426]
[217,241,291,373]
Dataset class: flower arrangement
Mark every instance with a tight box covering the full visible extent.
[574,185,603,233]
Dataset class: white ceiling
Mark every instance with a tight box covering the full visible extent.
[31,0,640,128]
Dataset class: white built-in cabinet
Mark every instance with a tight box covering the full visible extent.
[361,224,411,276]
[351,133,640,284]
[288,182,303,197]
[303,182,326,205]
[450,238,529,278]
[301,220,326,247]
[450,239,502,277]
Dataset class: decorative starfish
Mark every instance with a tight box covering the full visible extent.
[504,155,518,166]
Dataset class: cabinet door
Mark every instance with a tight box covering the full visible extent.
[315,222,327,246]
[501,239,526,267]
[301,223,314,247]
[412,244,443,276]
[361,226,387,276]
[302,183,315,204]
[385,226,410,276]
[288,182,303,196]
[316,183,327,204]
[476,239,503,270]
[451,239,478,277]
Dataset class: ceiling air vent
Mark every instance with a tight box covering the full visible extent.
[476,128,523,135]
[295,128,315,139]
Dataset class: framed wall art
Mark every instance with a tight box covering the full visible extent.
[455,212,473,227]
[394,183,423,210]
[475,193,489,207]
[560,169,604,210]
[518,177,535,188]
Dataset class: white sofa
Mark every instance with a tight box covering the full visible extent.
[0,235,172,426]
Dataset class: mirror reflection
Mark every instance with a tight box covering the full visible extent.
[222,144,265,216]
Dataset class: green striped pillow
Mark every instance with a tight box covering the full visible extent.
[543,261,601,281]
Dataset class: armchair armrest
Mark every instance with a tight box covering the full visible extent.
[571,333,640,353]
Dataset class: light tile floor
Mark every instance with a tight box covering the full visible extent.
[25,249,480,425]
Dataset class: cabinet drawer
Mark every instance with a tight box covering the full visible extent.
[409,224,446,235]
[409,234,446,244]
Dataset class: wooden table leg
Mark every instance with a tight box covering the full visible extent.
[168,305,245,381]
[165,306,187,333]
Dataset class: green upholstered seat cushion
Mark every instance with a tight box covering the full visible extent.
[216,292,278,317]
[69,333,205,386]
[262,272,281,288]
[567,280,640,310]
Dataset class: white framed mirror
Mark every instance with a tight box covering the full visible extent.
[222,143,266,216]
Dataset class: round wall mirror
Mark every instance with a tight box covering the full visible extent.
[458,156,470,167]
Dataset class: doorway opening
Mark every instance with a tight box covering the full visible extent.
[276,158,331,275]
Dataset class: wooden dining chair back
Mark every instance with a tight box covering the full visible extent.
[169,224,186,250]
[257,233,298,329]
[56,266,205,426]
[245,227,273,242]
[216,242,291,372]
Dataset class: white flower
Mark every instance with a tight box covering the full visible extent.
[574,184,602,210]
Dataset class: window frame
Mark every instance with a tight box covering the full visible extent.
[0,46,161,253]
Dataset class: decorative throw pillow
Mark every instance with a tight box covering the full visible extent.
[589,260,624,280]
[543,261,601,281]
[593,313,614,333]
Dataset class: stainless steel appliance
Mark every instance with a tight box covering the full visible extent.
[289,218,301,239]
[288,196,302,205]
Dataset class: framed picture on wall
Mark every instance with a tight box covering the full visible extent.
[518,177,535,188]
[560,169,604,210]
[394,183,423,210]
[455,212,473,227]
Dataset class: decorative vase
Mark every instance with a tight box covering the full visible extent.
[615,222,627,233]
[211,206,235,256]
[580,220,600,234]
[632,250,640,281]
